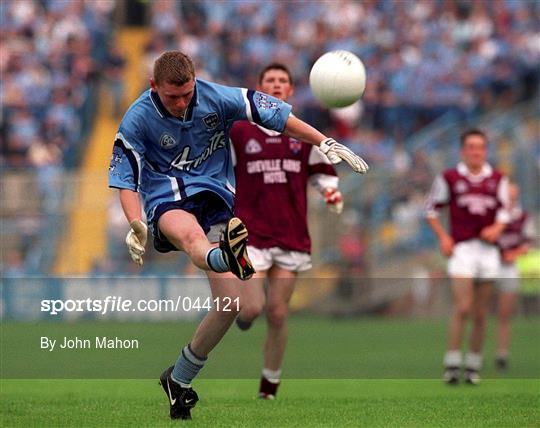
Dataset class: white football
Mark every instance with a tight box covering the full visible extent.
[309,50,367,108]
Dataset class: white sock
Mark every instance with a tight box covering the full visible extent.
[262,368,281,384]
[443,350,462,368]
[465,352,483,371]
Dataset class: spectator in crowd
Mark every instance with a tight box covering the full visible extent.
[1,0,114,168]
[104,43,127,118]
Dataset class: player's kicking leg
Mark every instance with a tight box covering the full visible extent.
[465,281,493,385]
[259,266,297,399]
[444,277,474,384]
[158,210,254,280]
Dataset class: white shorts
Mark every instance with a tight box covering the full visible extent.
[497,263,520,293]
[448,239,501,280]
[207,223,226,244]
[247,246,312,272]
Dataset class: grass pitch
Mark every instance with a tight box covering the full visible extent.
[2,379,538,427]
[1,317,539,426]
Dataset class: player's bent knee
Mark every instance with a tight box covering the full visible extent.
[266,305,288,328]
[182,229,208,250]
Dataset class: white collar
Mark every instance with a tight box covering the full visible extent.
[457,162,493,181]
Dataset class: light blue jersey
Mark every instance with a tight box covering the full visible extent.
[108,78,292,224]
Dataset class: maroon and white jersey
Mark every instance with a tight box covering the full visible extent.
[231,121,337,253]
[425,162,510,243]
[497,207,534,252]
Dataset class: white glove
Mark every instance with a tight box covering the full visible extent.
[319,138,369,174]
[125,220,147,266]
[323,188,344,214]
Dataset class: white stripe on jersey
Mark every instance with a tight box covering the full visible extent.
[168,176,182,201]
[225,179,236,195]
[116,131,143,190]
[424,174,449,218]
[241,88,253,123]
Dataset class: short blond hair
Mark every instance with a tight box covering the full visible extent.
[153,51,195,86]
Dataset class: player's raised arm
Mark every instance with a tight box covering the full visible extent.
[219,83,368,174]
[283,115,369,174]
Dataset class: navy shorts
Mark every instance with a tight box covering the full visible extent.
[152,191,233,253]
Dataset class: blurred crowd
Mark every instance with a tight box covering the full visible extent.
[3,0,538,172]
[1,0,118,275]
[1,0,118,170]
[1,0,539,276]
[144,0,539,163]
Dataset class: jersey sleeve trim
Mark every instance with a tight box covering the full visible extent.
[309,173,339,192]
[495,175,511,224]
[424,173,449,218]
[246,89,263,126]
[114,132,143,192]
[240,88,254,123]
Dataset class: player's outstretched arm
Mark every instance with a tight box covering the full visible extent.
[119,189,147,266]
[283,115,369,174]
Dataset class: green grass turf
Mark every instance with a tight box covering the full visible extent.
[2,317,539,378]
[1,317,539,426]
[1,379,539,427]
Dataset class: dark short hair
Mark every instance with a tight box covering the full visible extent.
[258,63,293,86]
[153,51,195,86]
[460,129,487,147]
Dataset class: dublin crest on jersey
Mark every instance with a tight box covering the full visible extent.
[159,132,178,149]
[203,112,219,130]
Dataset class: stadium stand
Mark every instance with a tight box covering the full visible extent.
[1,0,115,273]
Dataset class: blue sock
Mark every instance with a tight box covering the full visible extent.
[171,343,207,387]
[205,248,229,273]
